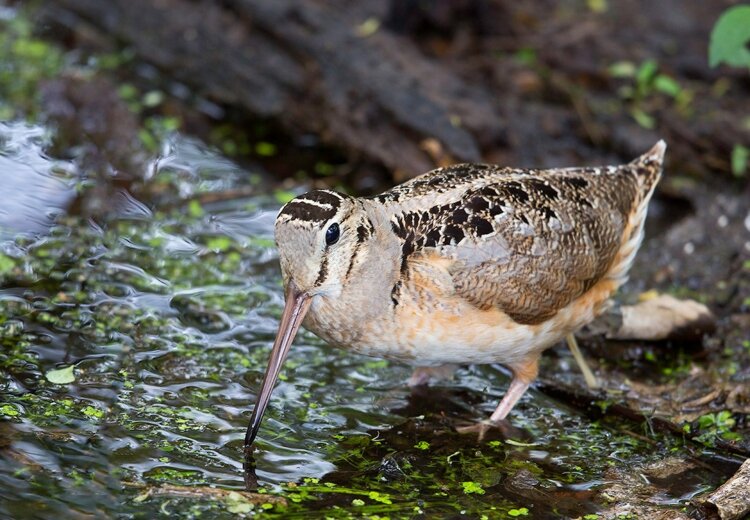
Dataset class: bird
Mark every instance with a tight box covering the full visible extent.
[244,141,665,448]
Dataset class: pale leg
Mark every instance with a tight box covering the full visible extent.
[408,364,458,386]
[565,334,599,389]
[457,356,539,437]
[488,356,539,422]
[488,377,531,422]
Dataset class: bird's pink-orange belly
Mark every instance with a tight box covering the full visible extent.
[354,277,618,367]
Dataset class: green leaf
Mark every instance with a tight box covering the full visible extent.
[0,404,20,417]
[653,74,681,97]
[709,5,750,68]
[274,190,296,204]
[716,410,735,427]
[206,236,232,252]
[636,59,658,88]
[138,129,157,151]
[722,431,742,441]
[188,200,205,218]
[255,141,277,157]
[81,405,104,419]
[12,38,50,60]
[698,413,716,429]
[117,84,138,101]
[461,481,486,495]
[731,144,749,177]
[0,254,15,275]
[142,90,164,108]
[630,107,655,129]
[367,491,392,504]
[45,365,76,385]
[159,117,180,132]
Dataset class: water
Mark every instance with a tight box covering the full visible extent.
[0,122,738,518]
[0,122,76,241]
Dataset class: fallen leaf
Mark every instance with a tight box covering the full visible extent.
[45,365,76,385]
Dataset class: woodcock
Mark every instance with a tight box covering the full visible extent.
[245,141,666,447]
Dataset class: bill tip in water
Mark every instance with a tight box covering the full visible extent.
[244,282,312,448]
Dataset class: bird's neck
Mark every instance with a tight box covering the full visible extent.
[303,200,402,347]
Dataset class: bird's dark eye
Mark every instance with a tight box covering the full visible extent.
[325,223,340,245]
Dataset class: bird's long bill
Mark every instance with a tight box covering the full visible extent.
[244,284,311,448]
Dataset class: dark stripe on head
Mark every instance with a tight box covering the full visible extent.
[279,201,337,222]
[300,190,345,206]
[315,254,329,285]
[344,241,362,280]
[278,190,344,223]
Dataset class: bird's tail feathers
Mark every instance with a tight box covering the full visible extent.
[630,140,666,197]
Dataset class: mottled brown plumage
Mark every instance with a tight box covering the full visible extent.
[245,141,665,447]
[383,156,657,324]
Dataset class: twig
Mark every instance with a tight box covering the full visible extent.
[122,481,287,506]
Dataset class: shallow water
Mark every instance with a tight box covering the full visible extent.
[0,122,76,241]
[0,122,738,518]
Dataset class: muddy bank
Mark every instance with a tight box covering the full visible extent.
[37,0,749,182]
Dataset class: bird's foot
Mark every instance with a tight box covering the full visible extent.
[455,419,497,442]
[455,418,528,443]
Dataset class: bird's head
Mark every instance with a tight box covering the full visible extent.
[245,189,374,447]
[273,190,367,299]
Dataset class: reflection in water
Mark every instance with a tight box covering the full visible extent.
[243,449,259,491]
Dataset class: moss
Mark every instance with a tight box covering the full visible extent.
[145,467,206,485]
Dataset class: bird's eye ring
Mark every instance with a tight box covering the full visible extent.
[325,223,340,246]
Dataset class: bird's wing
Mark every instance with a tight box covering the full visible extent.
[395,165,643,324]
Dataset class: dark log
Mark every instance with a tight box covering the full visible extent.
[43,0,507,177]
